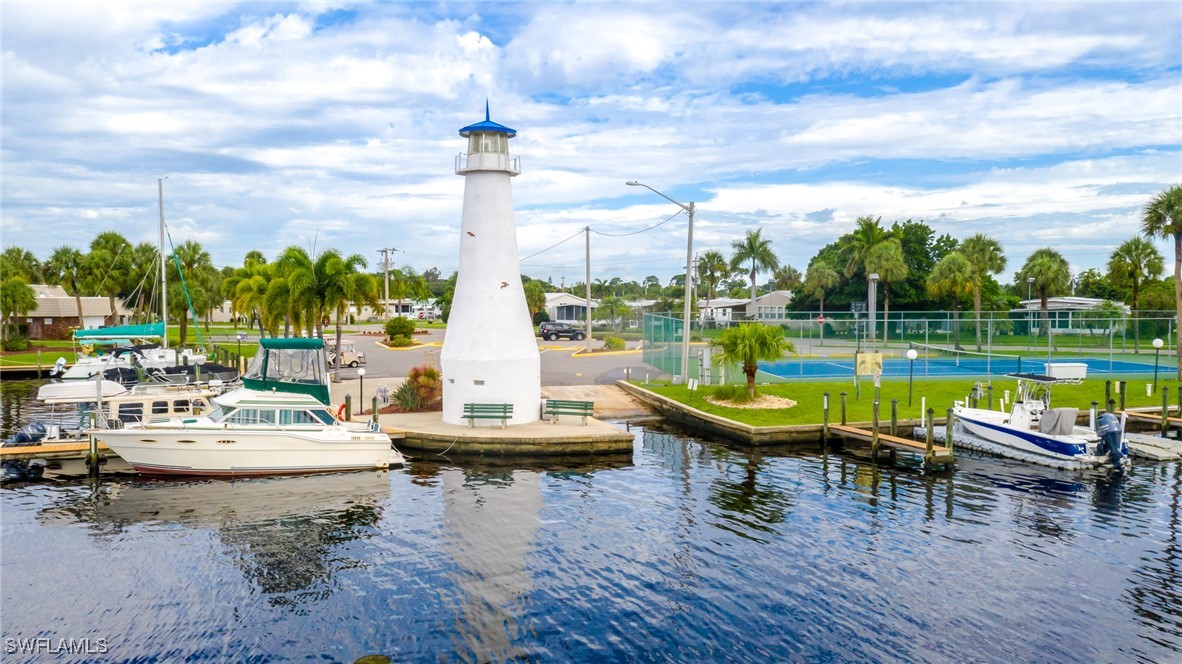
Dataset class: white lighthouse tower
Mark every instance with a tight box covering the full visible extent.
[440,106,541,426]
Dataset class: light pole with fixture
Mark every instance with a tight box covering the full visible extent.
[1153,338,1164,393]
[235,332,245,372]
[1026,276,1035,352]
[358,367,366,412]
[907,348,918,406]
[627,181,694,385]
[868,273,879,352]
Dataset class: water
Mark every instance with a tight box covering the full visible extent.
[2,380,1181,662]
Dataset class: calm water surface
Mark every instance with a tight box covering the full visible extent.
[1,380,1180,662]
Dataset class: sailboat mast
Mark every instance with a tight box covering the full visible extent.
[158,177,168,350]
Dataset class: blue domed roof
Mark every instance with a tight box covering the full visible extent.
[459,101,517,138]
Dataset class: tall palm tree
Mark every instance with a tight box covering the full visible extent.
[46,246,86,325]
[696,250,729,320]
[1108,236,1164,354]
[229,259,275,336]
[730,228,779,312]
[960,233,1007,352]
[1141,184,1182,378]
[712,323,794,400]
[1017,248,1070,345]
[88,231,133,325]
[124,242,159,323]
[865,238,908,345]
[322,255,376,372]
[843,216,887,278]
[0,277,37,342]
[926,252,973,350]
[169,240,215,347]
[803,260,840,318]
[0,247,44,283]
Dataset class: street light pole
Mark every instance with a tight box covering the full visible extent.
[1026,277,1034,352]
[1153,338,1164,393]
[627,181,694,385]
[906,348,918,406]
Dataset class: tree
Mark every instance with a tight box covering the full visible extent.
[926,252,973,349]
[865,238,908,343]
[523,279,547,319]
[1108,236,1164,353]
[642,275,661,298]
[803,259,840,317]
[770,265,802,292]
[0,277,36,342]
[1141,184,1182,378]
[1017,248,1070,345]
[595,295,630,331]
[712,323,794,400]
[169,240,216,347]
[730,228,779,307]
[88,231,133,325]
[277,246,374,371]
[843,216,887,278]
[0,247,44,283]
[696,250,729,320]
[125,242,160,323]
[960,233,1007,352]
[46,246,86,325]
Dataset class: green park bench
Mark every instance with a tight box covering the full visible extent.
[463,403,513,428]
[542,399,594,425]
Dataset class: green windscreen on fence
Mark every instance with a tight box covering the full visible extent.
[643,312,683,377]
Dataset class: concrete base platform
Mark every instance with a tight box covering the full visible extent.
[376,411,635,456]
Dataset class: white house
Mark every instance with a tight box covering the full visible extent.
[748,290,795,321]
[698,298,749,324]
[544,292,596,324]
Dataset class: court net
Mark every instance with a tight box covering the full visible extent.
[908,342,1022,375]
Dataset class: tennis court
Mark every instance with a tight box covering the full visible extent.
[759,353,1161,380]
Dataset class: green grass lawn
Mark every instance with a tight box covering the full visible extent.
[636,374,1181,427]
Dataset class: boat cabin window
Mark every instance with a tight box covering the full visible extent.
[117,403,143,423]
[152,401,170,415]
[310,409,335,424]
[278,409,324,426]
[225,408,279,425]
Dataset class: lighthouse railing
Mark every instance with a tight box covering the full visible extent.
[455,152,521,175]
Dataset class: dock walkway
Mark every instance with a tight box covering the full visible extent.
[829,424,954,468]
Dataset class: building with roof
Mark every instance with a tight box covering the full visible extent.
[19,284,132,339]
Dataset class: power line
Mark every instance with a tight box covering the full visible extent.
[589,210,683,237]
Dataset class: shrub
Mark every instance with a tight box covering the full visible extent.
[388,334,413,347]
[533,310,550,325]
[602,335,625,351]
[408,365,442,403]
[2,334,29,352]
[711,383,752,403]
[392,380,423,411]
[384,317,416,339]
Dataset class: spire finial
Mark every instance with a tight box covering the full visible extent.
[485,99,490,122]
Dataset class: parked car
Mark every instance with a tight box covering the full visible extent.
[537,321,585,341]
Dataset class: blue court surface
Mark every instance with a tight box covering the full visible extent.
[759,356,1160,379]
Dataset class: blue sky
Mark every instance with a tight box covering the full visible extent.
[2,1,1180,288]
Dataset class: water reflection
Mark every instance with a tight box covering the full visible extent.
[38,471,390,608]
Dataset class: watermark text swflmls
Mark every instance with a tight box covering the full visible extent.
[4,637,109,655]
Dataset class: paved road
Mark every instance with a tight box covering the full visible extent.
[329,325,667,387]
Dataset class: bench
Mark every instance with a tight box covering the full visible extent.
[542,399,594,425]
[463,403,513,428]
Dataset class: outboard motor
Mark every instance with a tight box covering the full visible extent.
[48,356,67,376]
[4,421,48,447]
[1096,412,1127,469]
[1,459,46,483]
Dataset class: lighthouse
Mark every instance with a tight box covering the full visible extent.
[440,106,541,426]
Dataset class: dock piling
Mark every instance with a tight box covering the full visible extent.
[890,399,898,437]
[1119,381,1127,411]
[1105,380,1112,409]
[840,392,847,426]
[1090,401,1098,430]
[871,401,880,458]
[945,407,955,454]
[87,411,99,477]
[822,392,830,442]
[1164,387,1171,436]
[925,407,935,462]
[345,394,353,421]
[987,384,993,410]
[1107,398,1115,415]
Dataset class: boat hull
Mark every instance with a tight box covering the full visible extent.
[954,408,1107,469]
[94,427,400,476]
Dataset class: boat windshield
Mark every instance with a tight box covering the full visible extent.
[205,404,231,423]
[243,345,327,385]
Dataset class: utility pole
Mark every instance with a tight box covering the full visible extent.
[377,248,395,321]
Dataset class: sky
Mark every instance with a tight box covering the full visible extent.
[2,1,1180,290]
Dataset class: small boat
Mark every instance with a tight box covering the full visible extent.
[952,364,1127,470]
[92,337,404,477]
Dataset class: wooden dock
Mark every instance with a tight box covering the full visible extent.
[829,424,954,468]
[1119,409,1182,431]
[0,441,111,460]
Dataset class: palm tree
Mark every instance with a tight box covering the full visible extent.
[88,231,133,325]
[1017,248,1070,345]
[596,295,630,331]
[46,246,86,325]
[1141,184,1182,378]
[1108,236,1164,353]
[960,233,1007,352]
[696,250,729,321]
[0,247,44,283]
[523,280,547,321]
[124,242,159,323]
[730,228,779,312]
[277,246,374,370]
[770,265,802,292]
[322,255,377,373]
[712,323,794,400]
[803,260,840,318]
[843,216,887,278]
[926,252,973,350]
[169,240,215,347]
[0,277,37,342]
[865,238,908,345]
